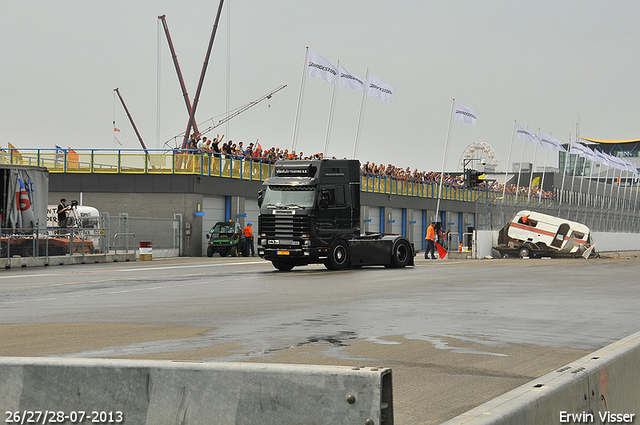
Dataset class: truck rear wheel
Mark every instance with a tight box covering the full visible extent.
[327,240,350,270]
[392,240,412,268]
[272,260,294,272]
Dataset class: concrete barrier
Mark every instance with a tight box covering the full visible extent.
[442,330,640,425]
[591,232,640,252]
[0,252,136,269]
[0,358,392,425]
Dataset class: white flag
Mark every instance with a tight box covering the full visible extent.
[367,74,394,102]
[539,133,567,152]
[453,102,476,126]
[306,51,338,85]
[593,149,613,167]
[515,124,538,144]
[338,64,365,91]
[569,141,597,161]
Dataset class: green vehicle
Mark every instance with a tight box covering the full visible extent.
[206,221,246,257]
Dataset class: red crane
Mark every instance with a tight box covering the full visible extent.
[181,0,225,149]
[113,87,148,153]
[157,14,200,141]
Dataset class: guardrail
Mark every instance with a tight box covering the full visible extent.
[442,330,640,425]
[0,358,393,425]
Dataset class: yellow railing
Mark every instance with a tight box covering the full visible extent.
[2,148,555,206]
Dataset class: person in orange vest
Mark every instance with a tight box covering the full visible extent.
[243,222,255,256]
[425,222,436,260]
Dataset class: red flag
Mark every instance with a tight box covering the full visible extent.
[68,147,79,168]
[114,127,121,132]
[435,242,448,259]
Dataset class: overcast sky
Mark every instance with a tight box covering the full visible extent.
[2,1,640,173]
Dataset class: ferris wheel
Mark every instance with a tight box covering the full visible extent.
[458,141,499,171]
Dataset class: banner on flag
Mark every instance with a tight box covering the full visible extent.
[539,133,567,152]
[55,145,65,166]
[569,141,597,161]
[515,124,538,144]
[338,64,365,91]
[367,74,394,103]
[306,51,338,85]
[68,147,79,169]
[5,168,47,230]
[453,102,476,126]
[8,143,23,164]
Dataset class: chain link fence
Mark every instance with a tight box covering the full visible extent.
[1,214,182,259]
[101,213,183,257]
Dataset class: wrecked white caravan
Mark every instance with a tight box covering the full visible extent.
[494,210,595,258]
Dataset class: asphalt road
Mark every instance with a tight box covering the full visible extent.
[1,253,639,424]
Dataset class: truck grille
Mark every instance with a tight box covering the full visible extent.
[259,215,313,238]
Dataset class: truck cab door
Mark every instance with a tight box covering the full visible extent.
[315,185,350,242]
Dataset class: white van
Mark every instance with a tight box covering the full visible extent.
[495,210,594,258]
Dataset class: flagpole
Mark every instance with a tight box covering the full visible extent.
[598,162,611,230]
[527,129,539,203]
[633,173,640,219]
[435,99,456,220]
[593,150,604,209]
[501,121,517,203]
[323,59,339,156]
[291,47,309,152]
[608,166,618,209]
[352,69,369,159]
[538,144,550,204]
[514,127,528,205]
[559,135,571,207]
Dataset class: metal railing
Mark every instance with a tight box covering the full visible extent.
[0,227,105,259]
[4,148,639,233]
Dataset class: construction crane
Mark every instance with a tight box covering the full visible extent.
[158,14,200,138]
[113,88,149,153]
[182,0,225,149]
[163,84,287,150]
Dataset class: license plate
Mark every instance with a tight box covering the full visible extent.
[277,250,290,255]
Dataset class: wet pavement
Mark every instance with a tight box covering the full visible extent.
[1,254,639,424]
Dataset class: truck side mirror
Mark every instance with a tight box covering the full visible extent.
[319,190,330,209]
[257,189,264,207]
[206,233,210,239]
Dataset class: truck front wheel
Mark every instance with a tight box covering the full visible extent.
[327,240,350,270]
[207,246,214,257]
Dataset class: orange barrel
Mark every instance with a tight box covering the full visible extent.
[139,241,153,261]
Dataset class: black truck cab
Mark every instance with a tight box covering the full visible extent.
[257,159,414,271]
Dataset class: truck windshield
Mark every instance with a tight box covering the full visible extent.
[262,185,316,208]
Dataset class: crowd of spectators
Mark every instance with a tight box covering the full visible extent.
[184,133,325,163]
[360,161,556,199]
[184,133,555,199]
